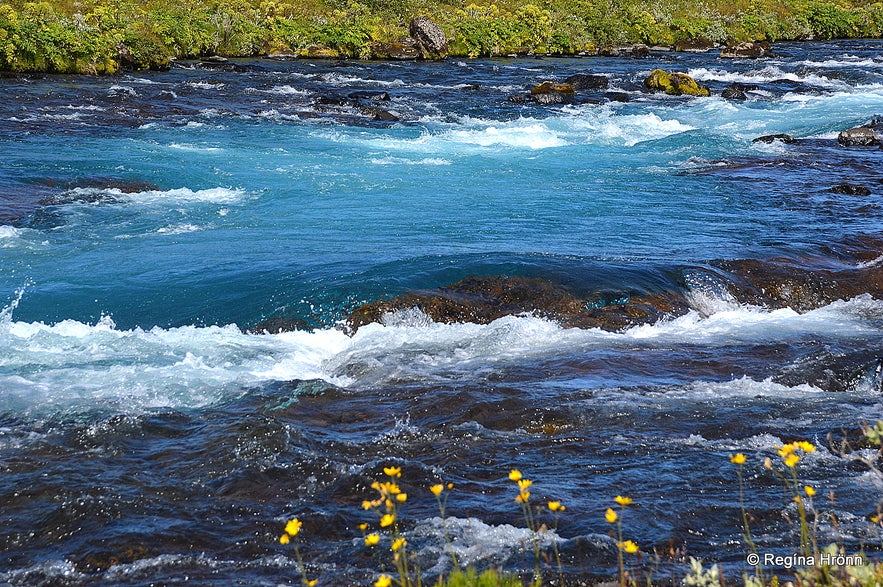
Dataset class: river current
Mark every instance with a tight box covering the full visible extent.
[1,40,883,585]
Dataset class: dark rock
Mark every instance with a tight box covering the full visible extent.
[369,40,420,60]
[605,91,629,102]
[644,69,710,96]
[409,17,448,59]
[674,38,715,52]
[564,73,609,91]
[348,91,391,101]
[752,133,795,144]
[830,183,871,196]
[838,120,882,147]
[530,81,575,105]
[315,95,355,107]
[721,86,747,100]
[248,317,312,334]
[508,94,528,104]
[363,107,399,122]
[345,275,689,334]
[721,41,773,58]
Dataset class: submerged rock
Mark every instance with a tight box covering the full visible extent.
[830,183,872,196]
[713,258,883,313]
[409,17,448,59]
[721,83,749,100]
[720,41,773,58]
[838,119,883,146]
[752,133,795,144]
[644,69,710,96]
[345,275,689,333]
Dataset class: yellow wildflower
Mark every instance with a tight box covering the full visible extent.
[396,493,407,503]
[447,483,454,489]
[517,479,533,491]
[362,500,373,511]
[380,513,395,527]
[614,496,633,506]
[391,537,407,551]
[618,540,639,554]
[871,515,881,524]
[730,453,746,465]
[383,466,402,478]
[285,518,302,537]
[784,453,800,468]
[797,441,816,453]
[307,580,318,587]
[515,491,530,503]
[279,534,290,545]
[804,486,816,497]
[375,575,393,587]
[371,481,381,490]
[548,501,563,512]
[430,484,444,496]
[379,482,401,495]
[385,499,394,510]
[605,508,618,523]
[778,443,797,457]
[358,523,368,531]
[763,457,773,470]
[364,533,380,546]
[509,469,523,482]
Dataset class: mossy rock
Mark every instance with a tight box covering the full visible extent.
[530,81,575,96]
[644,69,710,96]
[298,45,340,59]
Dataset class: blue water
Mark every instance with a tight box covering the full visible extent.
[1,40,883,585]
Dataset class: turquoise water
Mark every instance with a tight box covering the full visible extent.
[1,41,882,585]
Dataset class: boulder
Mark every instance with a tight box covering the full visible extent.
[674,38,715,52]
[599,44,650,58]
[362,107,399,121]
[721,41,772,58]
[838,120,882,146]
[830,183,871,196]
[752,133,795,144]
[409,17,448,59]
[644,69,710,97]
[530,81,575,105]
[369,40,419,60]
[348,91,391,101]
[563,73,609,91]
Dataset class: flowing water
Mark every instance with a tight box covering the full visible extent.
[1,40,883,585]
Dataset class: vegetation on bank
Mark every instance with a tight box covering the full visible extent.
[277,422,883,586]
[0,0,882,73]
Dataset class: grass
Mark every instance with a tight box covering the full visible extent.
[1,0,882,73]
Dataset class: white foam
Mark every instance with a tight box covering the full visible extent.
[64,186,245,205]
[262,85,310,95]
[155,223,204,235]
[0,226,41,248]
[369,157,453,166]
[412,516,562,573]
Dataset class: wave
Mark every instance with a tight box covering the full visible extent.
[686,66,851,90]
[320,110,694,153]
[61,186,246,205]
[1,291,880,415]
